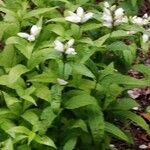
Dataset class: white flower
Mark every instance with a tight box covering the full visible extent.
[102,2,127,28]
[109,144,115,148]
[30,25,41,37]
[131,15,149,26]
[132,107,139,111]
[102,8,113,28]
[65,7,93,23]
[65,48,77,55]
[142,34,149,43]
[139,144,148,149]
[54,39,77,55]
[57,78,68,85]
[17,25,41,42]
[131,16,144,26]
[114,8,124,20]
[54,40,64,52]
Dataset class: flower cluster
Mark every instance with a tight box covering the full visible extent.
[17,25,41,42]
[131,14,150,26]
[65,7,93,23]
[131,14,150,43]
[102,2,128,28]
[54,39,76,55]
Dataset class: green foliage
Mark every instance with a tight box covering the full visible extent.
[0,0,149,149]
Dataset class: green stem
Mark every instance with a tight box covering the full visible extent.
[62,53,67,79]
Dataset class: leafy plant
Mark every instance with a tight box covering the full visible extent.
[0,0,150,149]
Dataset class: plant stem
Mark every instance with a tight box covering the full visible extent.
[62,53,67,79]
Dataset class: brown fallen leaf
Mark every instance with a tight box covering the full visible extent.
[140,113,150,122]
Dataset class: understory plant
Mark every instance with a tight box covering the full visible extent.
[0,0,150,149]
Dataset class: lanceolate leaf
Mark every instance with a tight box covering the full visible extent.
[87,105,105,143]
[64,94,97,109]
[34,135,56,149]
[8,65,29,83]
[23,7,57,19]
[105,122,131,143]
[114,111,150,133]
[63,137,77,150]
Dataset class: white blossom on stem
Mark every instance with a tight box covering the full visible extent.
[54,39,77,55]
[65,7,93,23]
[142,34,149,43]
[17,25,41,42]
[102,2,128,28]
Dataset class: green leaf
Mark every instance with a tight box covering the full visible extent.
[23,7,57,19]
[64,94,97,109]
[94,34,110,47]
[48,24,65,36]
[114,111,150,133]
[22,110,39,126]
[72,63,95,78]
[0,45,17,68]
[81,23,101,32]
[108,41,130,53]
[8,65,29,83]
[110,30,131,38]
[7,126,31,138]
[28,48,59,69]
[111,98,139,110]
[105,122,130,143]
[131,0,138,7]
[41,106,57,130]
[6,37,34,59]
[2,138,14,150]
[21,95,37,106]
[3,92,19,108]
[101,73,148,87]
[87,106,104,143]
[34,135,56,149]
[34,84,51,102]
[63,137,77,150]
[133,64,150,78]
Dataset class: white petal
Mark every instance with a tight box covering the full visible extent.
[131,16,144,25]
[66,39,74,48]
[77,7,84,18]
[17,32,30,39]
[54,40,64,52]
[57,78,68,85]
[143,13,148,18]
[103,21,112,28]
[139,144,148,149]
[102,14,113,23]
[65,48,77,55]
[27,35,35,42]
[109,144,115,148]
[142,34,149,43]
[65,15,81,23]
[104,2,110,8]
[114,8,124,20]
[132,107,139,111]
[81,12,93,23]
[30,25,41,36]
